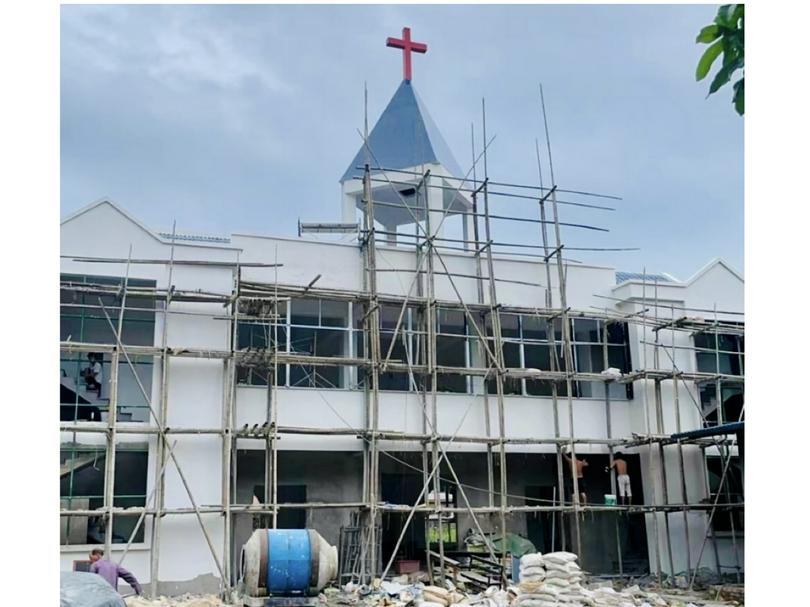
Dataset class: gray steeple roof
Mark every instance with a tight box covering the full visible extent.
[341,80,462,183]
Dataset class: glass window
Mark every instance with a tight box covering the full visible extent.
[574,344,603,398]
[436,335,467,394]
[487,341,521,395]
[521,315,548,341]
[524,343,568,397]
[320,300,349,328]
[500,314,520,339]
[379,304,406,330]
[706,455,744,533]
[236,306,288,386]
[60,447,148,545]
[378,332,412,391]
[573,319,600,343]
[437,309,465,335]
[694,330,744,423]
[435,308,468,393]
[700,384,744,426]
[288,327,347,388]
[606,322,627,345]
[60,275,156,422]
[290,299,319,326]
[356,305,416,392]
[485,313,519,339]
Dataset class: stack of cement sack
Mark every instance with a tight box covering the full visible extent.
[542,552,586,604]
[514,552,605,607]
[583,585,668,607]
[419,584,467,607]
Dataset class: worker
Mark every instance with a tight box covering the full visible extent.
[85,353,103,398]
[606,451,632,505]
[89,548,143,596]
[562,446,589,505]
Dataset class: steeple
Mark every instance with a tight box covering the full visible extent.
[340,80,463,184]
[340,27,472,246]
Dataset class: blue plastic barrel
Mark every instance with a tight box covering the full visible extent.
[266,529,312,593]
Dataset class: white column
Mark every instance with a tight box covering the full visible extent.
[342,191,357,224]
[426,174,444,240]
[462,206,476,251]
[382,223,398,246]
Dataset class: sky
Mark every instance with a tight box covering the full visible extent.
[61,3,743,279]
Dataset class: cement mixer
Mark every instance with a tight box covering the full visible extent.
[241,529,337,600]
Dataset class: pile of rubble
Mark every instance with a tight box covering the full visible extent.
[322,552,741,607]
[124,594,226,607]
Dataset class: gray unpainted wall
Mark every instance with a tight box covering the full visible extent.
[232,450,364,580]
[230,449,645,578]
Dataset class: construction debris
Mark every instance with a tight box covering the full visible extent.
[321,552,741,607]
[123,594,225,607]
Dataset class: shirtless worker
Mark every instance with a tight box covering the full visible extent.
[562,446,589,505]
[606,451,632,505]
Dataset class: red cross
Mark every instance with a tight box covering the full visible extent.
[386,27,428,82]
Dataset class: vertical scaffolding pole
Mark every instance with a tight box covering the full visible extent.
[534,138,566,551]
[482,98,510,585]
[150,226,176,597]
[713,306,742,582]
[540,85,581,559]
[271,252,281,530]
[653,281,675,580]
[602,320,623,576]
[103,247,132,553]
[640,272,662,584]
[670,305,692,576]
[472,124,496,513]
[412,176,434,582]
[422,169,446,581]
[221,264,238,589]
[361,161,382,580]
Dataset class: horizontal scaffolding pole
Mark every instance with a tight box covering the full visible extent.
[61,278,684,332]
[60,500,741,518]
[356,166,623,200]
[359,177,617,211]
[60,422,726,449]
[63,255,282,268]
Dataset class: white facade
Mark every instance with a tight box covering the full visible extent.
[60,199,744,590]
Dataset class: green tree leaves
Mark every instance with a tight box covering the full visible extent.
[696,40,724,81]
[696,4,744,116]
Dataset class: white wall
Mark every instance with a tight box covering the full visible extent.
[61,202,744,584]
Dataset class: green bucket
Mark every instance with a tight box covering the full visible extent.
[604,494,617,506]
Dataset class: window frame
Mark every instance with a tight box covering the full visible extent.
[60,444,149,547]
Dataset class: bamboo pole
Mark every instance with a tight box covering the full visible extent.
[602,319,623,577]
[103,246,132,554]
[97,302,227,586]
[540,84,581,559]
[150,224,176,597]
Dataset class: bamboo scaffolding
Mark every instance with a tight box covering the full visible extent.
[59,136,744,596]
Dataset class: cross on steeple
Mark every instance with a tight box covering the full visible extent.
[386,27,428,82]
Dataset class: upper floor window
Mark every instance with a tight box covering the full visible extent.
[236,296,633,400]
[485,315,632,399]
[60,274,156,423]
[238,298,352,389]
[237,299,287,387]
[695,327,744,425]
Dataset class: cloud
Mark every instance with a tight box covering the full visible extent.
[61,4,743,277]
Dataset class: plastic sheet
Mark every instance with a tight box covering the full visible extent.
[60,571,126,607]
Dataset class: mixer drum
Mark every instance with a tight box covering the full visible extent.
[242,529,338,597]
